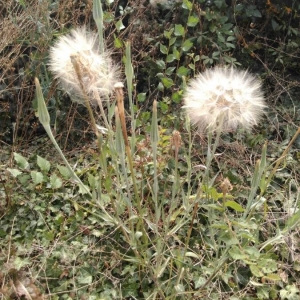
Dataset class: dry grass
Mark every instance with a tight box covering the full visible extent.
[0,0,96,152]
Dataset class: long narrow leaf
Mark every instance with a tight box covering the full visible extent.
[124,41,136,153]
[244,141,267,217]
[93,0,104,53]
[35,77,91,196]
[150,100,159,225]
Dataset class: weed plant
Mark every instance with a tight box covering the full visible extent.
[1,0,300,299]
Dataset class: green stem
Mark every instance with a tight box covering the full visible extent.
[44,125,91,196]
[70,55,107,174]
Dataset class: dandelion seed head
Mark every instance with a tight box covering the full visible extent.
[49,27,119,104]
[183,66,266,132]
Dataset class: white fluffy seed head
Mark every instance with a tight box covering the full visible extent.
[49,27,119,104]
[183,66,266,132]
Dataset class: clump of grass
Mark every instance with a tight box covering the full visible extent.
[2,0,300,299]
[33,21,300,300]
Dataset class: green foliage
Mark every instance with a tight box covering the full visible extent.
[2,107,300,299]
[1,0,300,299]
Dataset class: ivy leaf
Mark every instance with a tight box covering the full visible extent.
[88,173,97,189]
[77,271,93,284]
[214,0,224,8]
[161,77,174,88]
[194,277,206,289]
[156,60,165,70]
[175,284,185,292]
[219,16,229,24]
[226,42,235,49]
[250,264,264,277]
[14,152,29,170]
[159,101,169,113]
[50,174,62,189]
[164,29,174,39]
[203,58,213,65]
[54,214,64,225]
[137,93,146,102]
[176,66,189,78]
[280,285,300,300]
[271,19,280,31]
[7,168,22,177]
[173,47,180,60]
[182,39,193,52]
[235,3,244,11]
[166,54,176,63]
[37,155,51,172]
[165,67,176,76]
[31,171,44,185]
[227,36,236,42]
[92,229,102,237]
[44,231,54,241]
[257,286,270,299]
[57,165,72,179]
[174,24,185,37]
[13,257,31,270]
[172,91,183,103]
[218,33,225,43]
[160,43,168,55]
[253,9,262,17]
[187,15,199,27]
[188,63,195,71]
[222,23,233,31]
[78,184,90,195]
[169,37,176,46]
[182,0,192,10]
[157,82,164,91]
[260,258,278,274]
[229,245,247,260]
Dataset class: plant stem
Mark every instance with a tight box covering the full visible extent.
[70,55,107,173]
[115,84,139,202]
[94,90,111,131]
